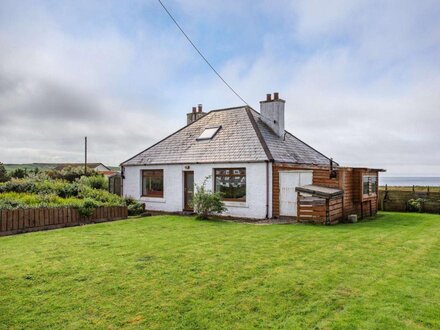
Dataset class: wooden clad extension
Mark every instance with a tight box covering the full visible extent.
[0,206,128,236]
[273,163,382,224]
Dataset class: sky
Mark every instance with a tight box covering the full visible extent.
[0,0,439,176]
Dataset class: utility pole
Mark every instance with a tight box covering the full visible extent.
[84,136,87,175]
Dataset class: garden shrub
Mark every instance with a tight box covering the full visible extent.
[124,196,144,216]
[78,185,122,204]
[0,173,124,211]
[0,179,37,194]
[407,198,425,212]
[77,198,98,218]
[0,163,9,182]
[78,175,108,190]
[0,178,124,209]
[191,176,226,220]
[10,168,29,179]
[0,192,84,209]
[46,166,97,182]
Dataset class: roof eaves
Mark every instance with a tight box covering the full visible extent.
[122,159,267,166]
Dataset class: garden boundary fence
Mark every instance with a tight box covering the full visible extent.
[379,189,440,213]
[0,206,128,236]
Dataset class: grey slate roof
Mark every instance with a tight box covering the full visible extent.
[122,106,331,166]
[249,109,331,166]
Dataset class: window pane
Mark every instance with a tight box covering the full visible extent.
[142,170,163,197]
[371,176,377,194]
[215,168,246,201]
[197,126,221,140]
[363,176,369,195]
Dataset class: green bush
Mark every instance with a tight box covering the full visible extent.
[191,176,226,220]
[46,166,97,182]
[78,175,108,190]
[0,192,84,209]
[0,178,80,198]
[0,162,9,183]
[77,198,98,218]
[78,185,122,204]
[0,174,124,211]
[10,168,29,179]
[0,179,36,193]
[124,196,144,216]
[407,198,425,212]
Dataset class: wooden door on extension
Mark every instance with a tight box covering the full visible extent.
[279,171,313,216]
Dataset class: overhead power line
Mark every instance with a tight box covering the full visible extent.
[157,0,249,106]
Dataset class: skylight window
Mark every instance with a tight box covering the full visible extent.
[197,126,221,141]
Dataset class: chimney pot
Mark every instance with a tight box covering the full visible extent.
[187,103,206,125]
[260,92,285,137]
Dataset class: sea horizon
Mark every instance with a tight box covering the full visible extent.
[380,176,440,187]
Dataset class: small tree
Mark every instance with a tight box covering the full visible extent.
[10,168,28,179]
[191,176,226,220]
[0,162,9,182]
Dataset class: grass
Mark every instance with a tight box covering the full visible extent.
[1,212,439,329]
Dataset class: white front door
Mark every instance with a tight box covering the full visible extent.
[279,171,313,216]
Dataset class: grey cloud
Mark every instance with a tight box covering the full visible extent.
[0,0,439,175]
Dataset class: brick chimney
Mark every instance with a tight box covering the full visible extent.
[260,92,285,137]
[186,104,206,125]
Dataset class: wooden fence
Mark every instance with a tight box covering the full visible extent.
[0,206,128,236]
[379,190,440,213]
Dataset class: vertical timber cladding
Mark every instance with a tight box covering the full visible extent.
[272,164,381,220]
[353,168,379,218]
[272,163,339,217]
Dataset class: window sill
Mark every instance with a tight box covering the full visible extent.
[224,201,248,208]
[362,194,377,199]
[140,197,166,203]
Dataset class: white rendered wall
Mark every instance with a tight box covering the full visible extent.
[123,162,271,219]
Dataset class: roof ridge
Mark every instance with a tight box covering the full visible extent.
[245,107,273,161]
[209,105,247,112]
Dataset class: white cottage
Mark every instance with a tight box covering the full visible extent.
[121,93,382,222]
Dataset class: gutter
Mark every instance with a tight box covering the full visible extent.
[245,107,274,220]
[265,159,275,219]
[120,165,125,197]
[266,161,269,219]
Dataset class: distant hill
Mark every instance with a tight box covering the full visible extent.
[3,163,120,172]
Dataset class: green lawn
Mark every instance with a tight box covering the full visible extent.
[1,212,439,329]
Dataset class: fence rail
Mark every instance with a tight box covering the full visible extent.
[0,206,128,236]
